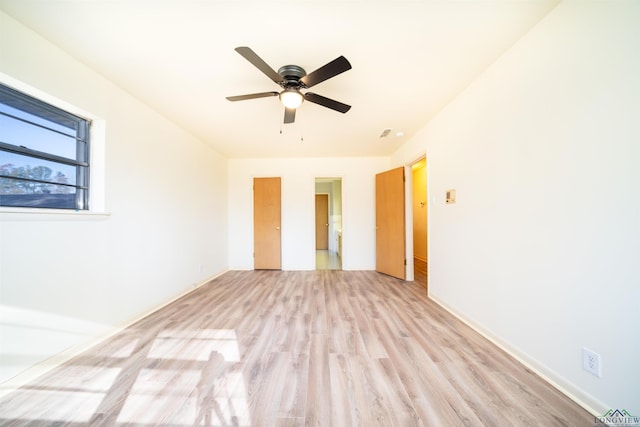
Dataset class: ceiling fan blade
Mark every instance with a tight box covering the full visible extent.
[284,107,296,124]
[300,56,351,88]
[304,92,351,113]
[235,46,284,84]
[226,91,278,101]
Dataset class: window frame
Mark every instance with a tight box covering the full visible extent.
[0,82,92,210]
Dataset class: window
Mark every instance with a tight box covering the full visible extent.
[0,83,91,210]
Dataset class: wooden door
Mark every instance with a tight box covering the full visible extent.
[254,177,281,269]
[376,167,406,279]
[315,194,329,250]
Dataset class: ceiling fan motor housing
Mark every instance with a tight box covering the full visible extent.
[278,65,307,88]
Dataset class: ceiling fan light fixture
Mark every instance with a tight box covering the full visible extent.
[280,89,303,109]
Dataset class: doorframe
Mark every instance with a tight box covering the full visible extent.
[404,165,414,281]
[314,177,344,268]
[405,155,429,283]
[409,156,428,289]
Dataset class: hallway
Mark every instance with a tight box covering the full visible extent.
[315,250,341,270]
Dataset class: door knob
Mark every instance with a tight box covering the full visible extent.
[325,224,328,227]
[276,226,280,230]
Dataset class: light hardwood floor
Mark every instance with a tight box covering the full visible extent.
[413,257,427,291]
[315,250,341,270]
[0,271,592,426]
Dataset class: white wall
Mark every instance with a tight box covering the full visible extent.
[0,11,228,384]
[392,0,640,415]
[228,158,389,270]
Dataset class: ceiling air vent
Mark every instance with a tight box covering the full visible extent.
[379,128,392,138]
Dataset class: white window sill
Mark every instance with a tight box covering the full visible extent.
[0,208,111,221]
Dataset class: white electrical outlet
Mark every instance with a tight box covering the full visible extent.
[582,348,601,377]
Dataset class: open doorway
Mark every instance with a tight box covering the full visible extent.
[315,177,342,270]
[412,159,428,290]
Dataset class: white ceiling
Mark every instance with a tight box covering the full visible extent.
[0,0,559,159]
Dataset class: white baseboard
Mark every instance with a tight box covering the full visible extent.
[0,270,228,398]
[428,293,607,418]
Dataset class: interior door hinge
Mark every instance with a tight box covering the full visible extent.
[404,259,407,265]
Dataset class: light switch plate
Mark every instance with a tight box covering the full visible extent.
[446,189,456,204]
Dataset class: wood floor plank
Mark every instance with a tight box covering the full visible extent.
[328,353,359,426]
[374,357,422,426]
[350,354,392,426]
[305,334,332,426]
[245,351,289,426]
[277,355,309,419]
[275,416,305,427]
[0,270,593,426]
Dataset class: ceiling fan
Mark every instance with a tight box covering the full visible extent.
[226,46,352,124]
